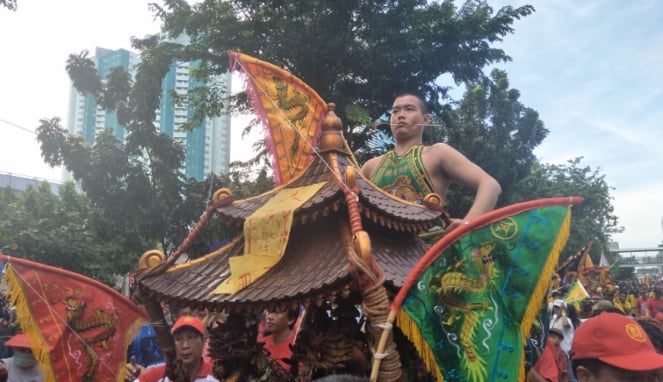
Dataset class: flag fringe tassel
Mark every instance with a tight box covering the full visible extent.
[3,264,57,382]
[396,308,445,382]
[517,208,571,381]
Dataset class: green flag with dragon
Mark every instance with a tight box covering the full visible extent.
[390,197,583,382]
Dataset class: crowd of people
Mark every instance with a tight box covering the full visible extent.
[124,303,302,382]
[527,278,663,382]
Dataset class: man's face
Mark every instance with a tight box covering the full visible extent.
[264,310,292,336]
[173,327,204,367]
[389,95,430,141]
[549,332,563,347]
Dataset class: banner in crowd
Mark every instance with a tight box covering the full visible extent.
[565,280,590,305]
[0,253,147,382]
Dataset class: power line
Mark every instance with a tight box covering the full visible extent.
[0,117,37,134]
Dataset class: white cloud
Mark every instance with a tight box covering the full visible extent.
[612,183,663,248]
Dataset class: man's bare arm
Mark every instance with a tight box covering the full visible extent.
[361,156,381,179]
[427,143,501,230]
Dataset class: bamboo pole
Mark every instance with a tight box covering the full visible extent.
[369,309,398,382]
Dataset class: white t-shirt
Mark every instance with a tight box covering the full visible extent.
[134,363,219,382]
[0,357,44,382]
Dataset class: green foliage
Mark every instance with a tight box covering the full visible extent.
[509,158,619,262]
[440,69,549,216]
[144,0,534,154]
[36,118,188,273]
[0,183,125,285]
[31,0,618,287]
[0,0,17,11]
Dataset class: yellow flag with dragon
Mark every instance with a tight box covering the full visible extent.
[230,51,327,185]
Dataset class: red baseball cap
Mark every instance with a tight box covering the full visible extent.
[571,312,663,371]
[4,333,30,349]
[171,315,204,336]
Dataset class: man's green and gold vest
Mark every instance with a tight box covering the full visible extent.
[370,145,435,205]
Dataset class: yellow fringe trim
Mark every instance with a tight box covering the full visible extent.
[121,320,144,382]
[2,264,57,382]
[517,207,571,382]
[396,308,445,382]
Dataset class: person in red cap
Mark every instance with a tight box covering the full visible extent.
[571,312,663,381]
[0,333,44,382]
[126,316,218,382]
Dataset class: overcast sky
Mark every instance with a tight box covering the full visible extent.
[1,1,661,249]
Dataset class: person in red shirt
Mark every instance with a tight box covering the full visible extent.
[549,328,569,382]
[646,288,663,318]
[126,316,218,382]
[527,335,560,382]
[259,306,300,371]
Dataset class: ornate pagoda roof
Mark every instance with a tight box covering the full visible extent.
[136,104,444,312]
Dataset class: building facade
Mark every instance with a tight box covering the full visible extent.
[0,172,61,195]
[66,47,231,182]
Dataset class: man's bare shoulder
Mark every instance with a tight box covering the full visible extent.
[423,142,454,153]
[421,142,460,162]
[361,154,385,178]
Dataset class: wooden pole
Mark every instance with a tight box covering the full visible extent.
[369,309,398,382]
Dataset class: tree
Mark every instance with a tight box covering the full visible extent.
[509,158,619,263]
[142,0,534,160]
[37,117,190,256]
[33,0,535,270]
[0,182,127,285]
[0,0,17,11]
[437,68,549,217]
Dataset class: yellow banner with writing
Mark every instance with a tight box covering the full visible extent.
[214,182,326,294]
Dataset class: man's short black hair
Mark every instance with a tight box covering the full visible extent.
[572,358,603,376]
[394,92,429,114]
[266,305,300,330]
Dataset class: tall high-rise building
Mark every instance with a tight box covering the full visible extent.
[66,47,231,182]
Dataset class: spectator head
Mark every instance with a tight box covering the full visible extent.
[591,299,615,316]
[571,313,663,380]
[552,299,567,316]
[548,327,564,347]
[171,315,205,337]
[171,316,205,367]
[263,305,300,336]
[636,317,663,354]
[5,333,38,369]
